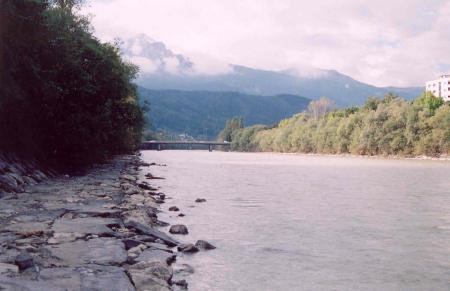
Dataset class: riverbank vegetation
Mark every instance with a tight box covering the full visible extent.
[219,94,449,157]
[0,0,145,167]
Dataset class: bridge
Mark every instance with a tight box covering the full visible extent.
[141,140,230,151]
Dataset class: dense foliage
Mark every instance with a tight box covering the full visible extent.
[138,87,310,139]
[0,0,145,167]
[220,93,449,157]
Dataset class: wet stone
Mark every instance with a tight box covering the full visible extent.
[195,240,216,250]
[173,279,188,290]
[169,206,179,212]
[177,243,199,254]
[128,259,173,291]
[15,250,34,271]
[169,224,188,235]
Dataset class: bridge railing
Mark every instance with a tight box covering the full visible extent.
[140,140,230,151]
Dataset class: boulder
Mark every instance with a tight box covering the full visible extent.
[122,239,141,250]
[168,206,179,212]
[138,182,157,191]
[178,213,185,217]
[177,243,199,253]
[195,198,207,203]
[156,220,170,227]
[195,240,216,250]
[169,225,188,235]
[128,259,173,291]
[173,279,188,290]
[15,251,34,271]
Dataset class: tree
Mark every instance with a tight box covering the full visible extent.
[0,0,145,167]
[307,97,337,120]
[414,91,444,115]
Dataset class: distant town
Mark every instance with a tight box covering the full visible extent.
[426,74,450,102]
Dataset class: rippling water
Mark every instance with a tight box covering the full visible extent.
[141,151,450,291]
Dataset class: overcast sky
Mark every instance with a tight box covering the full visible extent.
[84,0,450,87]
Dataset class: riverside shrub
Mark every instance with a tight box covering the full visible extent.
[219,94,449,157]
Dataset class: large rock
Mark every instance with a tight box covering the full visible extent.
[169,224,188,235]
[126,221,178,247]
[177,243,199,253]
[15,251,34,271]
[195,240,216,250]
[128,259,173,291]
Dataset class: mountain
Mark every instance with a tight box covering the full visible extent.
[138,87,311,139]
[123,35,424,107]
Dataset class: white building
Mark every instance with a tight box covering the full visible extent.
[425,75,450,102]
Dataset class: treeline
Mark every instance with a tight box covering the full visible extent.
[0,0,145,168]
[219,93,449,157]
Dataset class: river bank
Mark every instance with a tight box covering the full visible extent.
[0,153,207,290]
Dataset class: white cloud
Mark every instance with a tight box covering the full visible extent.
[83,0,450,86]
[127,56,160,73]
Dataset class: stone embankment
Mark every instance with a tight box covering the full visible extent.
[0,154,58,195]
[0,153,213,290]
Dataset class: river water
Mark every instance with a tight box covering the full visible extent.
[141,150,450,291]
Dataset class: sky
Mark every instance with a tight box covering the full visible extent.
[83,0,450,87]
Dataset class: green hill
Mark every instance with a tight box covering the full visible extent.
[138,87,310,139]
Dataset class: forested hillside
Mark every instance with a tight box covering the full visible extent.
[0,0,145,167]
[138,88,310,139]
[219,93,449,157]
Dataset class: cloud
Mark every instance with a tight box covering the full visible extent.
[83,0,450,86]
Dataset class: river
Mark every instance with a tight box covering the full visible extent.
[141,150,450,291]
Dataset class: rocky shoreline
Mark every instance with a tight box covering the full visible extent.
[0,153,211,290]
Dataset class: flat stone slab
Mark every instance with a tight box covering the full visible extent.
[4,221,51,234]
[0,263,18,274]
[126,221,178,247]
[136,249,176,265]
[51,217,120,236]
[46,238,127,266]
[38,265,134,291]
[0,275,66,291]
